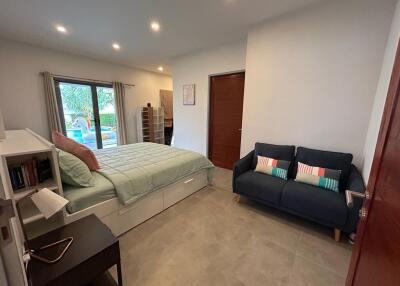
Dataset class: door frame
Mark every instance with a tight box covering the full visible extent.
[54,77,113,149]
[346,40,400,285]
[207,70,245,162]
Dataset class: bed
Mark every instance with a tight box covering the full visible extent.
[63,172,116,213]
[62,142,214,236]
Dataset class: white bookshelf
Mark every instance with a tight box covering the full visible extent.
[0,129,64,236]
[0,129,65,286]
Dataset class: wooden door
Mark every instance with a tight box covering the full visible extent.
[209,72,245,170]
[346,41,400,285]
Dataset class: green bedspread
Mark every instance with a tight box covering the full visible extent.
[63,171,116,213]
[94,143,214,205]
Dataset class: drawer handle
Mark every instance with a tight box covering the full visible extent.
[184,178,194,184]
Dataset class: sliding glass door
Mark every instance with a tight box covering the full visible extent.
[54,79,118,150]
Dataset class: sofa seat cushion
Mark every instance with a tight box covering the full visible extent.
[281,180,348,226]
[236,171,286,205]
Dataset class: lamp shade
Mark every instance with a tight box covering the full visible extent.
[31,188,68,219]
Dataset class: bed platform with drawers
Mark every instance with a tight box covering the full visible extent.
[1,129,214,240]
[62,142,214,236]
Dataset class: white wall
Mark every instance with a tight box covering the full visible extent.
[172,41,247,155]
[242,0,395,167]
[0,38,172,143]
[362,0,400,179]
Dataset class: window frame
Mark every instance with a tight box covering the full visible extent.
[54,77,113,149]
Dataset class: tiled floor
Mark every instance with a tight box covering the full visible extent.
[112,167,351,285]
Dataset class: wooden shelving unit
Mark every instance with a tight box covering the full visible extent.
[137,104,165,144]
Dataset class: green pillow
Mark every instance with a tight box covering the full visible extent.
[58,149,94,187]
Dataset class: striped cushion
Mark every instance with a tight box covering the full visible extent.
[255,155,290,180]
[295,162,341,192]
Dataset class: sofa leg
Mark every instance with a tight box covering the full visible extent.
[334,228,341,242]
[234,194,241,203]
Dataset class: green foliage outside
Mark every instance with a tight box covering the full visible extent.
[60,83,114,117]
[89,114,116,128]
[100,113,116,127]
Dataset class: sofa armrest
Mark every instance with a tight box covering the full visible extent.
[232,150,254,193]
[342,164,366,233]
[346,164,366,194]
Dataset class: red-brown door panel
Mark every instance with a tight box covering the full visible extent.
[209,72,245,170]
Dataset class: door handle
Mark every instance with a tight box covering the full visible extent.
[359,207,368,220]
[345,190,370,208]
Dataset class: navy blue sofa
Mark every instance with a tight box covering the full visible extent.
[233,143,366,241]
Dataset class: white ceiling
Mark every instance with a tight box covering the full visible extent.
[0,0,326,75]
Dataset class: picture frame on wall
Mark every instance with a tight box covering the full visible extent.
[183,84,195,105]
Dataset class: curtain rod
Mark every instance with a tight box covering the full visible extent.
[39,72,135,87]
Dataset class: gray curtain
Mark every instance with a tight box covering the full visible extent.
[113,82,127,145]
[42,72,62,137]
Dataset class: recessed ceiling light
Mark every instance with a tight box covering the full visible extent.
[158,66,164,72]
[112,43,121,50]
[55,25,67,34]
[150,21,161,32]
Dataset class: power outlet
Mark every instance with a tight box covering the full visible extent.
[0,199,15,246]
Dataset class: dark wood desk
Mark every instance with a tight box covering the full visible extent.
[28,214,123,286]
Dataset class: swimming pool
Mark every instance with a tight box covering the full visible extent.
[66,127,117,149]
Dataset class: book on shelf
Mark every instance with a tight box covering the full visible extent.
[9,166,25,190]
[37,158,52,183]
[8,158,52,191]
